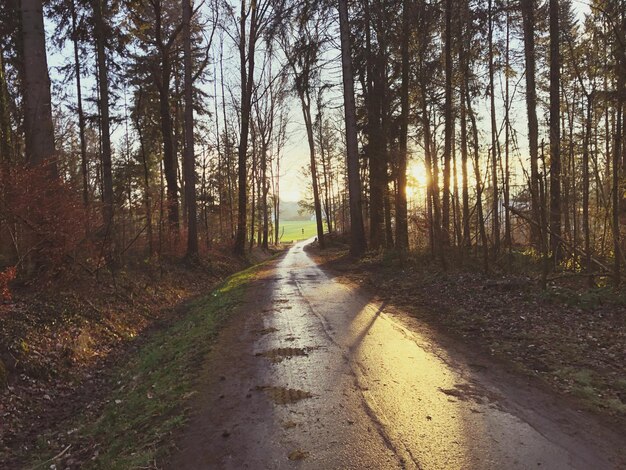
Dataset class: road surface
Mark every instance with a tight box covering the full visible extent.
[168,240,626,469]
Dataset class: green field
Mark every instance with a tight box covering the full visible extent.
[278,220,326,243]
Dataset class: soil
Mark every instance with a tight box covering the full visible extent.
[0,248,273,467]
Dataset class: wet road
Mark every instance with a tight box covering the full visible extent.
[169,240,626,469]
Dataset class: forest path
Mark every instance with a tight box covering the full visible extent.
[167,240,625,470]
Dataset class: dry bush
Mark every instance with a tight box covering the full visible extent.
[0,163,92,276]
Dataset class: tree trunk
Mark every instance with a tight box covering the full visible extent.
[338,0,366,256]
[549,0,562,263]
[364,0,384,250]
[0,47,13,163]
[467,84,489,272]
[261,142,269,250]
[504,4,512,250]
[249,125,257,249]
[395,0,410,252]
[219,41,235,239]
[613,101,622,288]
[20,0,56,173]
[183,0,197,256]
[93,0,113,228]
[299,90,325,248]
[521,0,541,249]
[459,25,471,248]
[488,0,499,256]
[70,0,89,216]
[583,93,592,285]
[442,0,453,247]
[151,0,181,233]
[234,0,257,255]
[422,95,445,268]
[318,121,333,234]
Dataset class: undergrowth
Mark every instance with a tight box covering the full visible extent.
[27,264,261,469]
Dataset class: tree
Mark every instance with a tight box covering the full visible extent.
[338,0,366,256]
[20,0,56,172]
[442,0,453,247]
[520,0,541,249]
[182,0,197,256]
[488,0,500,256]
[282,0,327,249]
[231,0,284,255]
[93,0,114,229]
[549,0,562,263]
[395,0,410,252]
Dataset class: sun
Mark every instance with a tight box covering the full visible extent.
[408,160,428,186]
[406,161,428,199]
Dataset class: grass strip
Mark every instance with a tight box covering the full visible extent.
[29,264,261,469]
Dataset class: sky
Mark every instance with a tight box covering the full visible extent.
[44,0,592,205]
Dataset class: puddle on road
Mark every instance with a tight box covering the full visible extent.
[256,386,313,405]
[256,347,309,363]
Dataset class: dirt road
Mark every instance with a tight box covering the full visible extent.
[168,240,626,469]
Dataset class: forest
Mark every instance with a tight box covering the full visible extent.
[1,0,626,467]
[0,0,625,285]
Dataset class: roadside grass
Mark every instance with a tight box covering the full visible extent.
[28,264,261,469]
[554,367,626,415]
[278,220,327,243]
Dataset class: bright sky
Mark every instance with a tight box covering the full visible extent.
[44,1,591,205]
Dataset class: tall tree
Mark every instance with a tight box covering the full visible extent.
[488,0,500,256]
[93,0,114,228]
[520,0,541,249]
[395,0,410,252]
[232,0,282,255]
[20,0,56,172]
[283,2,327,249]
[338,0,366,256]
[442,0,453,247]
[69,0,89,212]
[182,0,197,256]
[549,0,562,262]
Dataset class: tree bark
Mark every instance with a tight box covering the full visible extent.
[234,0,257,255]
[488,0,500,256]
[20,0,56,173]
[93,0,114,228]
[338,0,366,256]
[442,0,453,247]
[71,0,89,215]
[182,0,197,256]
[549,0,562,262]
[0,47,12,164]
[395,0,410,252]
[521,0,541,249]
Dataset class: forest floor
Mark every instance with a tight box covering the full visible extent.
[307,236,626,430]
[0,247,281,468]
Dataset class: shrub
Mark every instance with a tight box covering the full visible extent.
[0,163,91,276]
